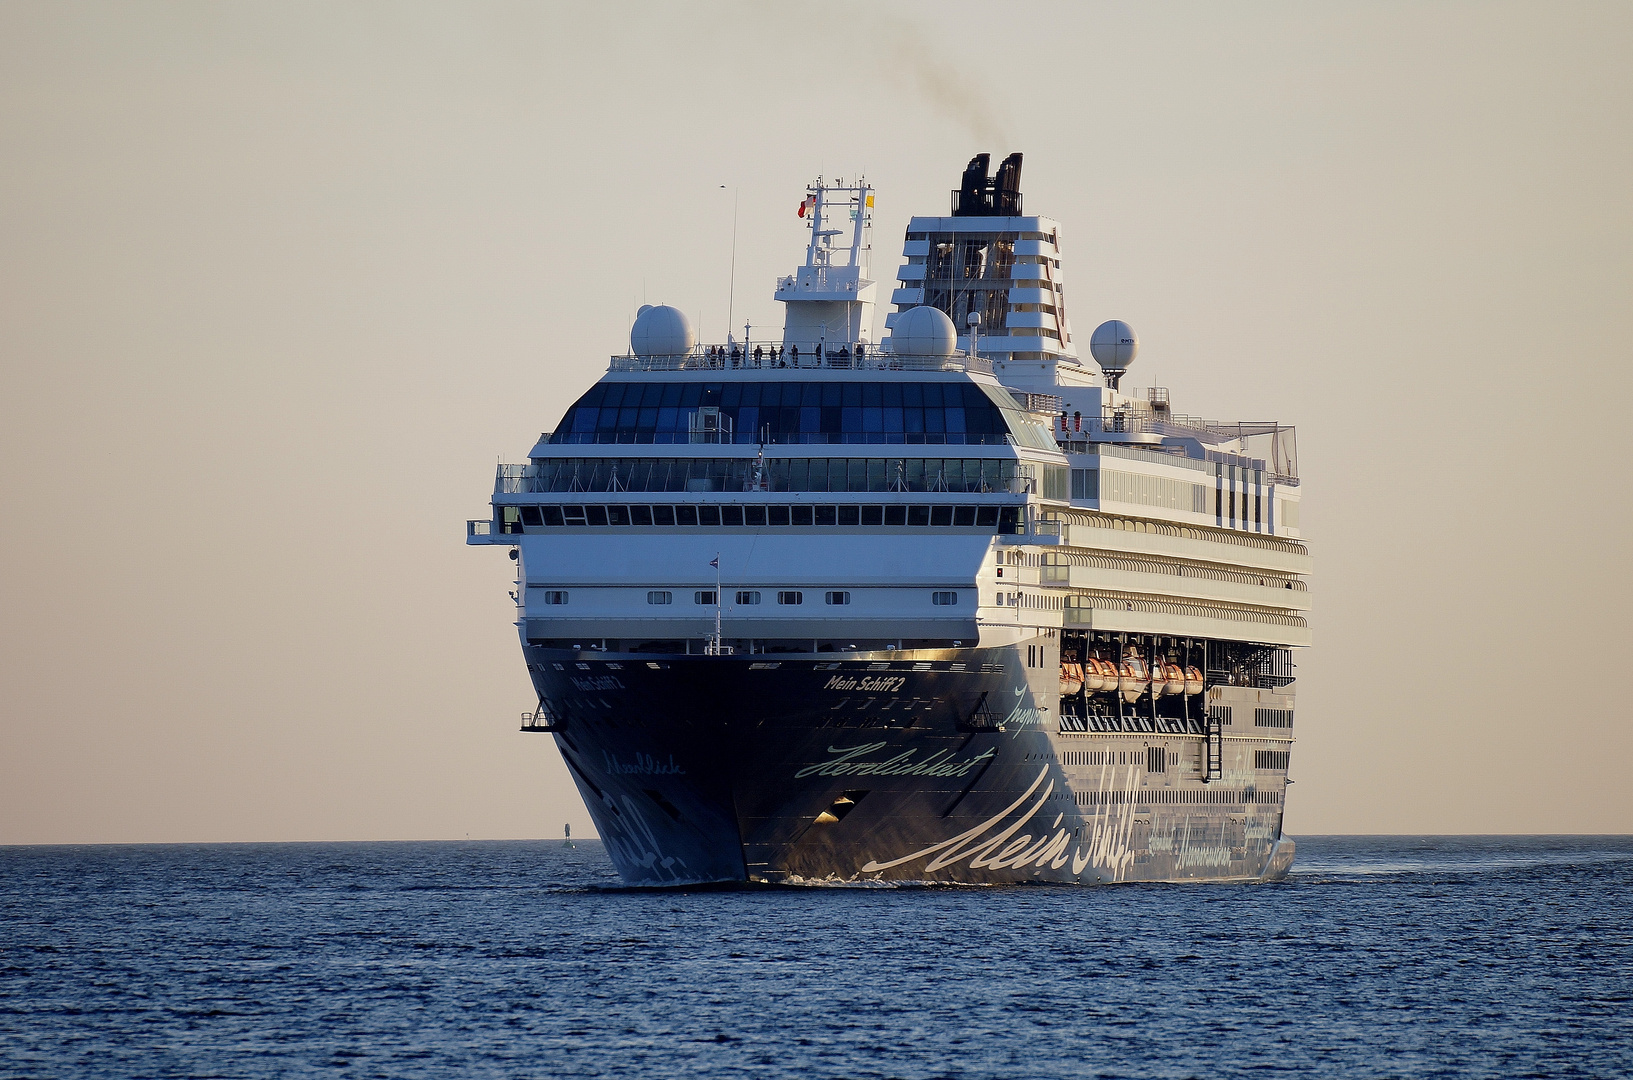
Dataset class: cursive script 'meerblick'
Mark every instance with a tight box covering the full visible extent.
[794,742,996,780]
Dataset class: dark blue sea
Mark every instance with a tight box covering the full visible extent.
[3,836,1630,1079]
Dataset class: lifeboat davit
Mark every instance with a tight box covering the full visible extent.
[1184,666,1204,695]
[1059,660,1084,697]
[1118,657,1150,703]
[1163,662,1186,696]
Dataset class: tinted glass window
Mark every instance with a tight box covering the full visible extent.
[550,381,1017,446]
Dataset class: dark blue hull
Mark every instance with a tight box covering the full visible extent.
[526,646,1292,886]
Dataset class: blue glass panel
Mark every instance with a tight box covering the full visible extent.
[601,383,627,408]
[902,383,923,407]
[640,383,664,406]
[882,383,903,407]
[637,408,659,429]
[820,383,841,407]
[945,406,966,433]
[660,383,683,407]
[862,406,883,433]
[618,407,638,429]
[738,383,761,406]
[656,407,679,431]
[721,383,742,407]
[862,383,882,406]
[801,406,822,432]
[680,384,703,407]
[905,407,925,433]
[922,383,945,407]
[925,408,945,433]
[884,406,904,432]
[580,384,608,407]
[842,406,863,431]
[841,383,862,407]
[596,407,617,431]
[735,406,758,439]
[571,408,598,433]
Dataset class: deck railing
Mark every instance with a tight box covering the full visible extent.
[608,347,993,377]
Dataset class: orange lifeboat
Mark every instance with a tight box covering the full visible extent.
[1059,658,1084,697]
[1184,666,1204,696]
[1118,656,1150,703]
[1083,656,1109,692]
[1163,662,1186,696]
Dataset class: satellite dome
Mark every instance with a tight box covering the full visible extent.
[1089,320,1139,373]
[630,304,695,358]
[891,306,958,357]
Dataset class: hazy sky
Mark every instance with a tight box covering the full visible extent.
[3,2,1630,843]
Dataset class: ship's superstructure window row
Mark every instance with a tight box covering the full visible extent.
[548,380,1040,446]
[502,457,1038,495]
[1048,551,1306,591]
[1068,591,1307,629]
[499,502,1019,532]
[1047,509,1309,557]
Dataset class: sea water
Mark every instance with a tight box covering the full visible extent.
[2,836,1629,1078]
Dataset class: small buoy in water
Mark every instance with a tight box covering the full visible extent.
[564,823,575,849]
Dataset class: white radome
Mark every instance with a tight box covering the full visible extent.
[1089,319,1139,372]
[630,304,696,357]
[891,305,958,357]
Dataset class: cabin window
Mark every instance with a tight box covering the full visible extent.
[815,506,837,526]
[698,505,720,526]
[540,590,568,605]
[694,591,716,605]
[884,505,907,526]
[777,591,803,606]
[606,506,630,526]
[721,506,744,526]
[768,505,790,526]
[932,591,958,606]
[790,506,814,526]
[907,505,931,526]
[861,505,883,525]
[647,591,673,605]
[743,506,765,526]
[585,506,608,526]
[735,590,761,605]
[520,506,543,527]
[675,506,698,526]
[825,591,851,605]
[838,506,860,526]
[630,505,652,526]
[930,506,953,526]
[562,506,587,526]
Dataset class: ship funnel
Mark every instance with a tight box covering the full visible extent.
[952,151,1023,216]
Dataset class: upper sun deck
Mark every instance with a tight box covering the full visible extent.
[605,342,991,377]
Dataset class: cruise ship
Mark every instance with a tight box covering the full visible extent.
[468,154,1308,885]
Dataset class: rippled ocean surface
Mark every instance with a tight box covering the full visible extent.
[3,836,1630,1079]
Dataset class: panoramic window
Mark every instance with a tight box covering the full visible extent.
[548,380,1020,447]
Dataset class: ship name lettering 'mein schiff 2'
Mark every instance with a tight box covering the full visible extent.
[468,153,1309,885]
